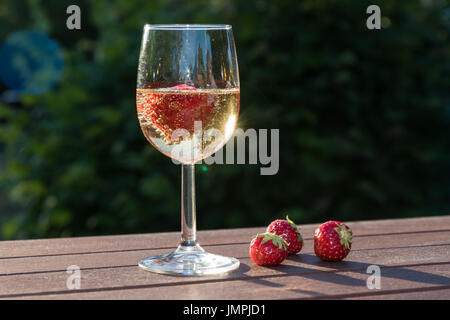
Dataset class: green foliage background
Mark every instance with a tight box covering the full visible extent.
[0,0,449,239]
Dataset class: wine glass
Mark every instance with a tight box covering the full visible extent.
[136,24,240,276]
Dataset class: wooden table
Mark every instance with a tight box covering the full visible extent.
[1,216,449,300]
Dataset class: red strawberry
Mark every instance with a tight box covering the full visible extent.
[314,221,353,262]
[170,84,198,91]
[266,216,303,255]
[141,84,215,142]
[249,233,288,266]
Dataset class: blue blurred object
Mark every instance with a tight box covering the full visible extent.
[0,31,64,95]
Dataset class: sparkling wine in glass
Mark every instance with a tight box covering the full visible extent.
[136,24,240,276]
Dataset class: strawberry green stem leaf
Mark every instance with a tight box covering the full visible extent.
[257,232,288,250]
[286,215,302,241]
[286,215,294,225]
[333,224,353,250]
[256,233,271,245]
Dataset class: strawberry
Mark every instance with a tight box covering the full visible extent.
[249,232,288,266]
[314,221,353,262]
[170,84,198,91]
[266,216,303,255]
[141,84,215,142]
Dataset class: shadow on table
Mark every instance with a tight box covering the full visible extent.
[234,262,324,297]
[237,253,450,297]
[295,253,450,285]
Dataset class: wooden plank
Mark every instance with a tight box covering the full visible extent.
[1,216,449,300]
[1,216,449,259]
[3,264,450,300]
[1,230,449,275]
[347,287,450,300]
[0,243,449,297]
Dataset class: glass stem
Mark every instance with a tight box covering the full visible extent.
[181,164,197,246]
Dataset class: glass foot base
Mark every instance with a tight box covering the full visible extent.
[138,243,240,276]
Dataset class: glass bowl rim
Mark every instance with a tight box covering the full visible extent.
[144,24,232,30]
